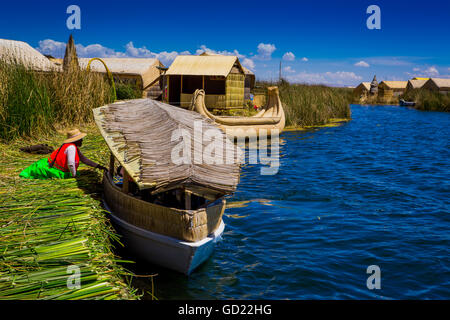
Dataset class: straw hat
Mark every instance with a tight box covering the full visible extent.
[64,129,87,143]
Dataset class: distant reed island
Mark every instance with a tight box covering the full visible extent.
[353,75,450,112]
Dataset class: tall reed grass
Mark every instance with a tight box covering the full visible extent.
[258,80,352,127]
[402,89,450,112]
[0,59,114,141]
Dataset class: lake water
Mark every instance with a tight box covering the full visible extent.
[127,104,450,299]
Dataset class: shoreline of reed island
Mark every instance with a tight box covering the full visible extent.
[352,89,450,112]
[0,126,149,300]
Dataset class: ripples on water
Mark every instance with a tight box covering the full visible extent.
[128,105,450,299]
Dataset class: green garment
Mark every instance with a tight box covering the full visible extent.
[19,158,73,180]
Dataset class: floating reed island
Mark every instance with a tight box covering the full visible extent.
[0,131,139,300]
[93,98,242,274]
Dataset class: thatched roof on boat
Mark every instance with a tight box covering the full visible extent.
[0,39,61,71]
[165,55,244,77]
[93,99,242,196]
[79,58,164,89]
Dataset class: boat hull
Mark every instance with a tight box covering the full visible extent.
[104,200,225,275]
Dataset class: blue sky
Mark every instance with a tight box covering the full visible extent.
[1,0,449,86]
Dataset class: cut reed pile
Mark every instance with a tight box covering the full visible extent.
[0,127,141,300]
[0,59,114,141]
[257,80,352,127]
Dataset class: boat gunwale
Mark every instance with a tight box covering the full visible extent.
[103,171,224,217]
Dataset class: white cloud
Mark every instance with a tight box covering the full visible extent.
[354,60,370,67]
[256,43,276,60]
[425,66,439,76]
[194,45,255,70]
[37,39,187,65]
[301,57,308,62]
[195,45,245,59]
[242,58,255,70]
[286,70,362,85]
[283,66,295,73]
[282,52,295,61]
[411,66,440,77]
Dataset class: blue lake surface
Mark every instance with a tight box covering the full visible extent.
[130,105,450,299]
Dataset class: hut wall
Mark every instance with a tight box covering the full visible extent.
[225,73,244,109]
[144,82,162,99]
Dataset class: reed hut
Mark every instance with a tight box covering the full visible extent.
[79,58,165,99]
[406,79,427,92]
[242,66,255,101]
[378,81,407,97]
[0,39,61,72]
[354,82,371,98]
[164,55,246,109]
[198,51,255,102]
[422,78,450,94]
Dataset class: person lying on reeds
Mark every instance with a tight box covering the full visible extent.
[19,129,107,179]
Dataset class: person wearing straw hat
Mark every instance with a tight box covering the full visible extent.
[19,129,107,179]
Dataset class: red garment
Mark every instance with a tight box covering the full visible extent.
[47,143,79,172]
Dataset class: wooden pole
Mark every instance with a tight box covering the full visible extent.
[123,170,130,194]
[185,190,191,210]
[109,153,115,177]
[166,75,169,103]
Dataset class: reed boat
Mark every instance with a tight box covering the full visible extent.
[93,99,241,275]
[190,86,285,138]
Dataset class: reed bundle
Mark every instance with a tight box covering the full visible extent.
[0,130,139,300]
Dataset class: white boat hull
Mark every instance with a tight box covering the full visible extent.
[104,201,225,275]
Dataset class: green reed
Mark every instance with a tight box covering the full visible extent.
[0,128,148,300]
[257,80,352,127]
[0,59,114,141]
[402,89,450,112]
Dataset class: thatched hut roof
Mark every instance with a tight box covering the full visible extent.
[356,82,371,91]
[79,58,163,89]
[379,81,408,90]
[423,78,450,90]
[166,55,244,77]
[93,99,242,197]
[0,39,61,71]
[198,51,254,87]
[407,79,426,90]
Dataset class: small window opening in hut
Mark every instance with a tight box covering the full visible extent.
[204,76,226,95]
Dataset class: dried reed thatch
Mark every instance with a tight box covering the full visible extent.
[0,38,60,71]
[93,99,242,197]
[63,35,79,72]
